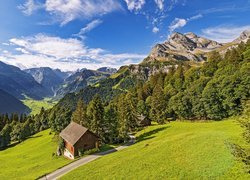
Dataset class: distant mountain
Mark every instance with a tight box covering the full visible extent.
[0,89,30,114]
[97,67,117,74]
[0,61,50,100]
[55,68,114,99]
[25,67,69,95]
[148,32,223,62]
[147,30,250,63]
[233,30,250,43]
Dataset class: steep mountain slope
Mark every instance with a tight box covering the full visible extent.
[55,68,116,99]
[0,61,50,100]
[25,67,68,95]
[147,30,250,63]
[148,32,222,62]
[0,89,30,114]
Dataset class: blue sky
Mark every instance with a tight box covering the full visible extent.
[0,0,249,71]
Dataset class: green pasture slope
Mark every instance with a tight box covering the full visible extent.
[0,129,70,179]
[22,97,57,115]
[62,120,250,179]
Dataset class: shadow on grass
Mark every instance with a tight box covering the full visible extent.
[29,135,42,139]
[0,135,43,151]
[137,126,169,142]
[0,141,19,151]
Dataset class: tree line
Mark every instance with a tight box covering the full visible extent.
[0,108,48,149]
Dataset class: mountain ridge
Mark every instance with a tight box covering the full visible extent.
[147,30,250,63]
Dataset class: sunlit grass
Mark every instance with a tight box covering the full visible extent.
[62,120,250,179]
[0,129,71,179]
[22,97,57,115]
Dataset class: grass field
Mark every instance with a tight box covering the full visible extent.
[22,97,57,115]
[62,119,250,179]
[0,129,70,179]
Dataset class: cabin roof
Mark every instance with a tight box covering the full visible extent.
[59,121,88,145]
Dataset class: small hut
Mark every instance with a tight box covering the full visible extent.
[60,122,99,159]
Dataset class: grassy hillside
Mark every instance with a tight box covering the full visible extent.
[0,129,70,179]
[62,120,250,179]
[22,97,57,115]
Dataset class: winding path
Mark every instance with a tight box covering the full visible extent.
[40,140,135,180]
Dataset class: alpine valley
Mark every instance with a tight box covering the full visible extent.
[0,29,250,179]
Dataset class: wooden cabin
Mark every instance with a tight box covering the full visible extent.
[60,122,99,159]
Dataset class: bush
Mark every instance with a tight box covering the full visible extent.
[83,148,99,155]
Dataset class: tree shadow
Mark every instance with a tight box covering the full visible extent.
[0,135,43,151]
[137,126,170,142]
[29,135,42,139]
[0,141,19,151]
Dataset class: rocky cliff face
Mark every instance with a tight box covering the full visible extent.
[233,30,250,43]
[148,32,223,62]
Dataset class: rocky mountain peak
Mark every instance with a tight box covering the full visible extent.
[148,31,223,62]
[185,32,198,39]
[233,29,250,43]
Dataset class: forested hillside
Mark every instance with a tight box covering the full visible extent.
[45,40,250,144]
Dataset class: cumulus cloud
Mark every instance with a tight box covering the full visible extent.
[201,25,250,43]
[19,0,121,25]
[124,0,145,12]
[169,14,203,33]
[1,34,146,71]
[169,18,187,32]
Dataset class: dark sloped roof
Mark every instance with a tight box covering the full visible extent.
[60,121,88,145]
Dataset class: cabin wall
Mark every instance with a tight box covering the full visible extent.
[74,131,99,156]
[64,140,74,156]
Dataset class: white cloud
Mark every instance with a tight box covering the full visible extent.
[154,0,164,11]
[18,0,42,15]
[1,34,146,71]
[201,25,250,43]
[124,0,145,12]
[152,27,160,33]
[169,18,187,32]
[168,14,203,33]
[19,0,121,25]
[188,14,203,21]
[73,19,103,39]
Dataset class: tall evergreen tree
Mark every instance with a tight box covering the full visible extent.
[71,99,89,127]
[150,83,167,124]
[87,95,105,139]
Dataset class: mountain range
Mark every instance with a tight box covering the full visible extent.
[0,62,117,114]
[0,30,249,115]
[50,30,250,117]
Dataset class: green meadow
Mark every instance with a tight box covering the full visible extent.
[22,98,57,115]
[62,119,250,179]
[0,129,70,179]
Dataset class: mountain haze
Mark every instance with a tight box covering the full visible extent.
[0,89,30,114]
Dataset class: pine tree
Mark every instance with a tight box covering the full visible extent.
[87,95,104,139]
[71,99,89,127]
[0,124,11,148]
[150,83,167,124]
[104,104,118,143]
